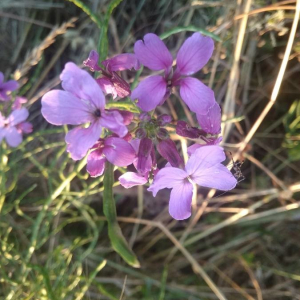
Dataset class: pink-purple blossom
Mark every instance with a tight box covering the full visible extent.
[131,33,215,114]
[84,50,140,99]
[148,145,237,220]
[0,72,19,101]
[87,137,136,177]
[41,62,129,160]
[0,108,32,147]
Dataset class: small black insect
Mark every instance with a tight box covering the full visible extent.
[213,152,245,198]
[229,151,245,182]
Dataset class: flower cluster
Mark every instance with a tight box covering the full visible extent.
[41,32,237,220]
[0,72,32,147]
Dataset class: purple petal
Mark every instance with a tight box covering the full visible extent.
[86,149,106,177]
[0,112,5,127]
[169,181,193,220]
[102,53,140,71]
[157,139,184,168]
[60,62,105,110]
[187,143,202,156]
[187,138,223,156]
[110,72,131,98]
[0,72,4,84]
[0,91,10,101]
[83,50,102,71]
[96,77,117,99]
[179,77,214,115]
[65,122,102,160]
[185,145,226,175]
[134,33,173,71]
[103,137,136,166]
[130,138,140,154]
[197,101,221,134]
[185,146,236,190]
[147,167,188,197]
[191,164,237,191]
[7,108,29,126]
[136,138,153,175]
[5,127,22,147]
[176,120,205,139]
[119,172,148,188]
[17,122,33,134]
[100,110,128,137]
[109,109,133,125]
[12,96,27,110]
[2,80,19,92]
[131,76,167,112]
[41,90,93,125]
[176,33,214,75]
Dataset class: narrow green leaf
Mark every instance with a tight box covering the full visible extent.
[160,26,221,42]
[29,264,57,300]
[98,0,123,61]
[103,162,140,268]
[106,101,141,113]
[65,0,102,28]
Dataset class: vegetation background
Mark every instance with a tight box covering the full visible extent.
[1,0,300,299]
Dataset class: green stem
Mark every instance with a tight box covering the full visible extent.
[103,162,140,267]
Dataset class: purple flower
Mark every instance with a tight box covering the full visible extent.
[87,137,136,177]
[84,50,140,99]
[0,72,19,101]
[12,96,27,110]
[148,145,237,220]
[131,33,215,114]
[0,108,31,147]
[41,62,128,160]
[197,101,221,135]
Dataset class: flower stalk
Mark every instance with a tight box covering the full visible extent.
[103,161,140,268]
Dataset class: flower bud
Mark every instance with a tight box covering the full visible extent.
[83,50,101,72]
[156,128,169,140]
[157,114,172,126]
[176,120,205,139]
[140,112,151,121]
[157,139,184,168]
[137,138,153,175]
[135,128,147,139]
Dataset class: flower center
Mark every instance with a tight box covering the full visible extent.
[94,109,101,118]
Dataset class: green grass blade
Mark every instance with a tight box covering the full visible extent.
[65,0,102,28]
[98,0,123,61]
[160,26,221,42]
[103,162,140,268]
